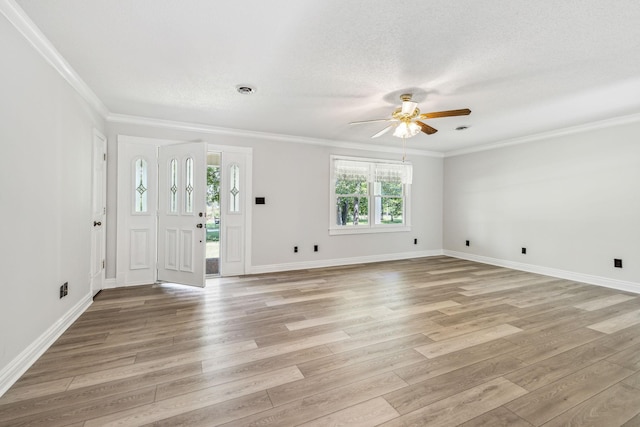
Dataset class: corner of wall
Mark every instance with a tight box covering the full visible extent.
[0,293,93,397]
[444,250,640,295]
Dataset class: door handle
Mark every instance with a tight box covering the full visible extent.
[93,221,102,227]
[196,223,203,228]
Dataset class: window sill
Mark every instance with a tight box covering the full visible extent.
[329,226,411,236]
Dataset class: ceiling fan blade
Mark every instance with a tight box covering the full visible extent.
[401,101,418,115]
[415,120,438,135]
[371,124,395,138]
[349,118,395,125]
[419,108,471,119]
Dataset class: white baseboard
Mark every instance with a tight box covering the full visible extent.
[444,250,640,294]
[247,250,444,275]
[0,293,93,397]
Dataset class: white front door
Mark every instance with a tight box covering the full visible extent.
[90,130,106,295]
[157,142,207,287]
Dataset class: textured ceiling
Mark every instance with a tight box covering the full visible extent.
[14,0,640,153]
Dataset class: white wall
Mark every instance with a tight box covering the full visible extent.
[444,121,640,287]
[0,14,104,392]
[104,122,443,277]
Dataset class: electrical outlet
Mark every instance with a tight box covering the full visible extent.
[63,282,68,296]
[521,247,527,254]
[414,238,418,245]
[314,245,318,252]
[294,246,298,253]
[614,259,623,268]
[465,240,470,247]
[59,285,64,299]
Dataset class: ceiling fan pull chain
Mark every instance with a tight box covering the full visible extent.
[402,137,407,162]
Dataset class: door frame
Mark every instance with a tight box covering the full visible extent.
[115,135,252,287]
[90,128,107,295]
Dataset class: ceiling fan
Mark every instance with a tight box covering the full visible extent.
[350,94,471,139]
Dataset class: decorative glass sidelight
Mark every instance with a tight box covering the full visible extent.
[229,164,240,212]
[185,157,194,213]
[134,158,148,213]
[169,159,178,213]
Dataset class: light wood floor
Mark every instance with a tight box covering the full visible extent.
[3,256,640,426]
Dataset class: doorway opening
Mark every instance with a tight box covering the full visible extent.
[206,152,221,275]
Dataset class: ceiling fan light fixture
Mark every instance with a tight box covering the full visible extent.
[401,101,418,115]
[393,121,421,138]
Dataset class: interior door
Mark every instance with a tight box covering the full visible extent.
[157,142,207,287]
[90,130,106,295]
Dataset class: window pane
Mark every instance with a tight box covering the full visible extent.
[374,197,404,225]
[374,181,403,196]
[336,197,369,226]
[185,157,194,213]
[134,158,147,213]
[230,164,240,213]
[335,178,368,195]
[169,159,178,213]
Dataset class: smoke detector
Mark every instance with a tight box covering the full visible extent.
[236,85,256,95]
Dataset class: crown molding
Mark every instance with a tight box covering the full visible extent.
[444,112,640,157]
[106,113,445,158]
[1,0,109,118]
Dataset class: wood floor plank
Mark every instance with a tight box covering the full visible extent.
[394,339,520,385]
[268,349,425,406]
[574,294,637,311]
[506,327,604,364]
[0,377,73,405]
[380,377,528,427]
[68,339,257,390]
[505,342,617,391]
[297,334,432,377]
[606,342,640,371]
[594,323,640,351]
[140,391,273,427]
[542,382,640,427]
[384,354,526,415]
[297,397,399,427]
[83,366,304,426]
[426,313,519,341]
[0,362,202,423]
[415,324,522,358]
[201,331,350,372]
[588,308,640,334]
[284,306,393,331]
[156,345,332,401]
[3,386,156,427]
[220,372,407,426]
[506,360,634,425]
[458,407,533,427]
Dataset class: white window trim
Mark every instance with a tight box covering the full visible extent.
[329,155,412,235]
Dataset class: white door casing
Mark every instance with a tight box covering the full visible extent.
[157,142,207,287]
[90,129,106,295]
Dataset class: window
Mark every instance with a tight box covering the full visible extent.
[330,156,412,234]
[169,159,178,213]
[133,158,148,213]
[229,163,240,213]
[184,157,194,213]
